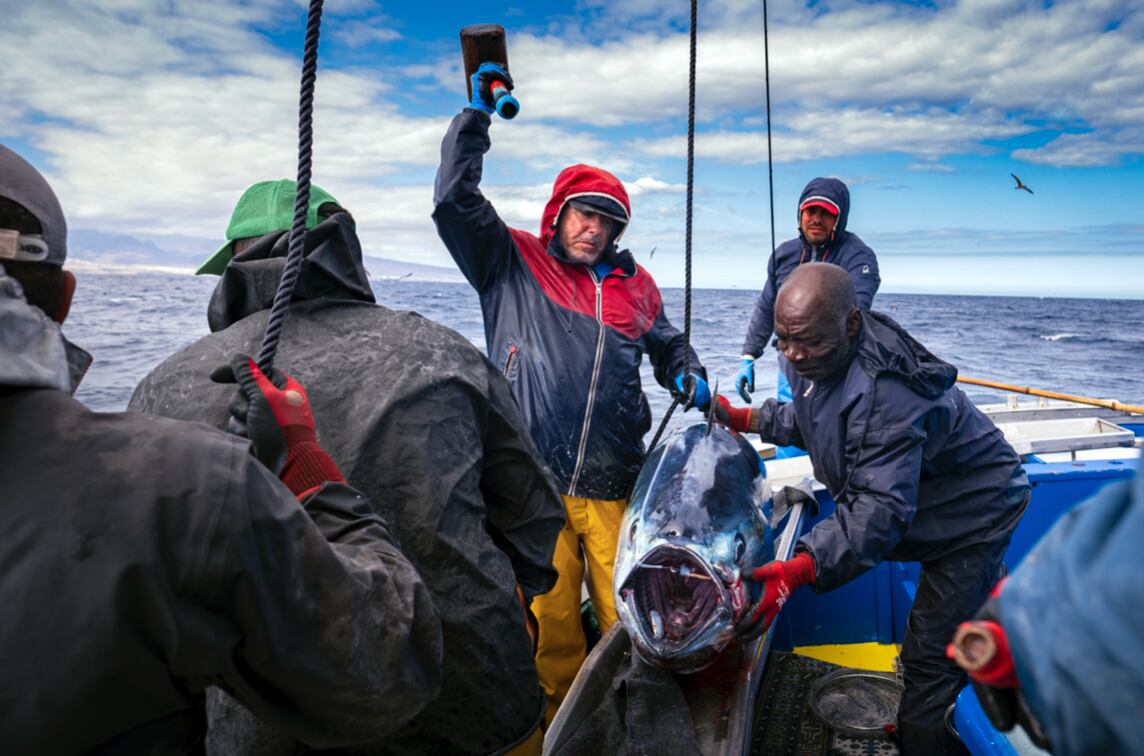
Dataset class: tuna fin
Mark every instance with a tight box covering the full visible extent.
[706,380,719,436]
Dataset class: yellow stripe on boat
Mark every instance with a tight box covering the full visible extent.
[794,642,900,672]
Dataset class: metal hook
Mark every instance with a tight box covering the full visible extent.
[705,379,719,435]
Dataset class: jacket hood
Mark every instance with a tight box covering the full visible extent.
[208,213,375,332]
[798,177,851,238]
[539,164,632,248]
[0,264,70,391]
[856,310,956,399]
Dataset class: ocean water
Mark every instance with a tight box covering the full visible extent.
[67,272,1144,440]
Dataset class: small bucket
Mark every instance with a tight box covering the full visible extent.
[807,669,903,738]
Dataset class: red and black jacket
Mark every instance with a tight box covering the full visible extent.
[434,109,704,500]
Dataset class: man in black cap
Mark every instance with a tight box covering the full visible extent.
[434,66,711,723]
[0,145,443,752]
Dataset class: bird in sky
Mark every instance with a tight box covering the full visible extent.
[1011,173,1034,194]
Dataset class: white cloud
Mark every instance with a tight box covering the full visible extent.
[333,21,402,47]
[323,0,387,13]
[627,177,687,195]
[634,107,1029,163]
[907,162,956,173]
[1014,127,1144,168]
[867,224,1144,257]
[432,0,1144,166]
[4,0,1141,278]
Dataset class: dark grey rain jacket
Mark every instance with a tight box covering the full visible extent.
[129,214,565,755]
[0,266,442,754]
[755,310,1029,591]
[741,178,880,358]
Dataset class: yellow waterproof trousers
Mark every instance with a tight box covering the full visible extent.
[532,494,625,725]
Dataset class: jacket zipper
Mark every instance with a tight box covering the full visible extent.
[569,270,606,494]
[502,344,518,376]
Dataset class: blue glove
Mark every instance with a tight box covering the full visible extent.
[736,357,756,404]
[674,372,711,412]
[469,62,515,116]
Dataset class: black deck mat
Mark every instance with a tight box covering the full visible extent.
[750,652,900,756]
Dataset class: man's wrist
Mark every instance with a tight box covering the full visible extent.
[788,551,817,586]
[281,439,346,498]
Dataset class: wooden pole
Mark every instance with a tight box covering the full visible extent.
[957,375,1144,415]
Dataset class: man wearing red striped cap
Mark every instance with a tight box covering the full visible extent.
[734,178,880,437]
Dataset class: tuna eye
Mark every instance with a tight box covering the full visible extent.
[629,521,638,544]
[734,534,746,562]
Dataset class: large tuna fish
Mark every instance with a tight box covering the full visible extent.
[614,421,774,673]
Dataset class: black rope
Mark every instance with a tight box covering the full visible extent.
[256,0,324,375]
[683,0,696,355]
[763,0,776,257]
[647,0,699,454]
[647,398,681,454]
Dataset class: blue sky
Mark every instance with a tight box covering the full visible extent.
[3,0,1142,297]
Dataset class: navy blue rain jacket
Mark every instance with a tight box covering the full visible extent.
[1000,465,1144,755]
[434,110,703,500]
[742,178,880,358]
[756,311,1029,591]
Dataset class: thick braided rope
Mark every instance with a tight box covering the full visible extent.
[257,0,324,375]
[683,0,697,355]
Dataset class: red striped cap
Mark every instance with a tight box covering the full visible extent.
[799,195,840,216]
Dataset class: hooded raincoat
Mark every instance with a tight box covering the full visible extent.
[741,178,880,359]
[755,310,1029,590]
[433,110,704,500]
[0,265,443,754]
[129,214,564,755]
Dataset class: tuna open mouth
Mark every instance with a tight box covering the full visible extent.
[619,545,726,650]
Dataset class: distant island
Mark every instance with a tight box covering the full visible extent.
[66,227,466,283]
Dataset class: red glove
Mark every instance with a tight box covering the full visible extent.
[735,552,816,637]
[212,355,345,499]
[715,394,753,434]
[947,620,1018,688]
[947,579,1051,749]
[947,578,1018,687]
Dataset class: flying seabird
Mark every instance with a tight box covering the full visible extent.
[1011,173,1034,194]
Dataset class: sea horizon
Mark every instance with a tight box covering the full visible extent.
[63,257,1144,303]
[64,271,1144,421]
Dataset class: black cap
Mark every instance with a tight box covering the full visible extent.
[0,146,67,266]
[567,195,629,225]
